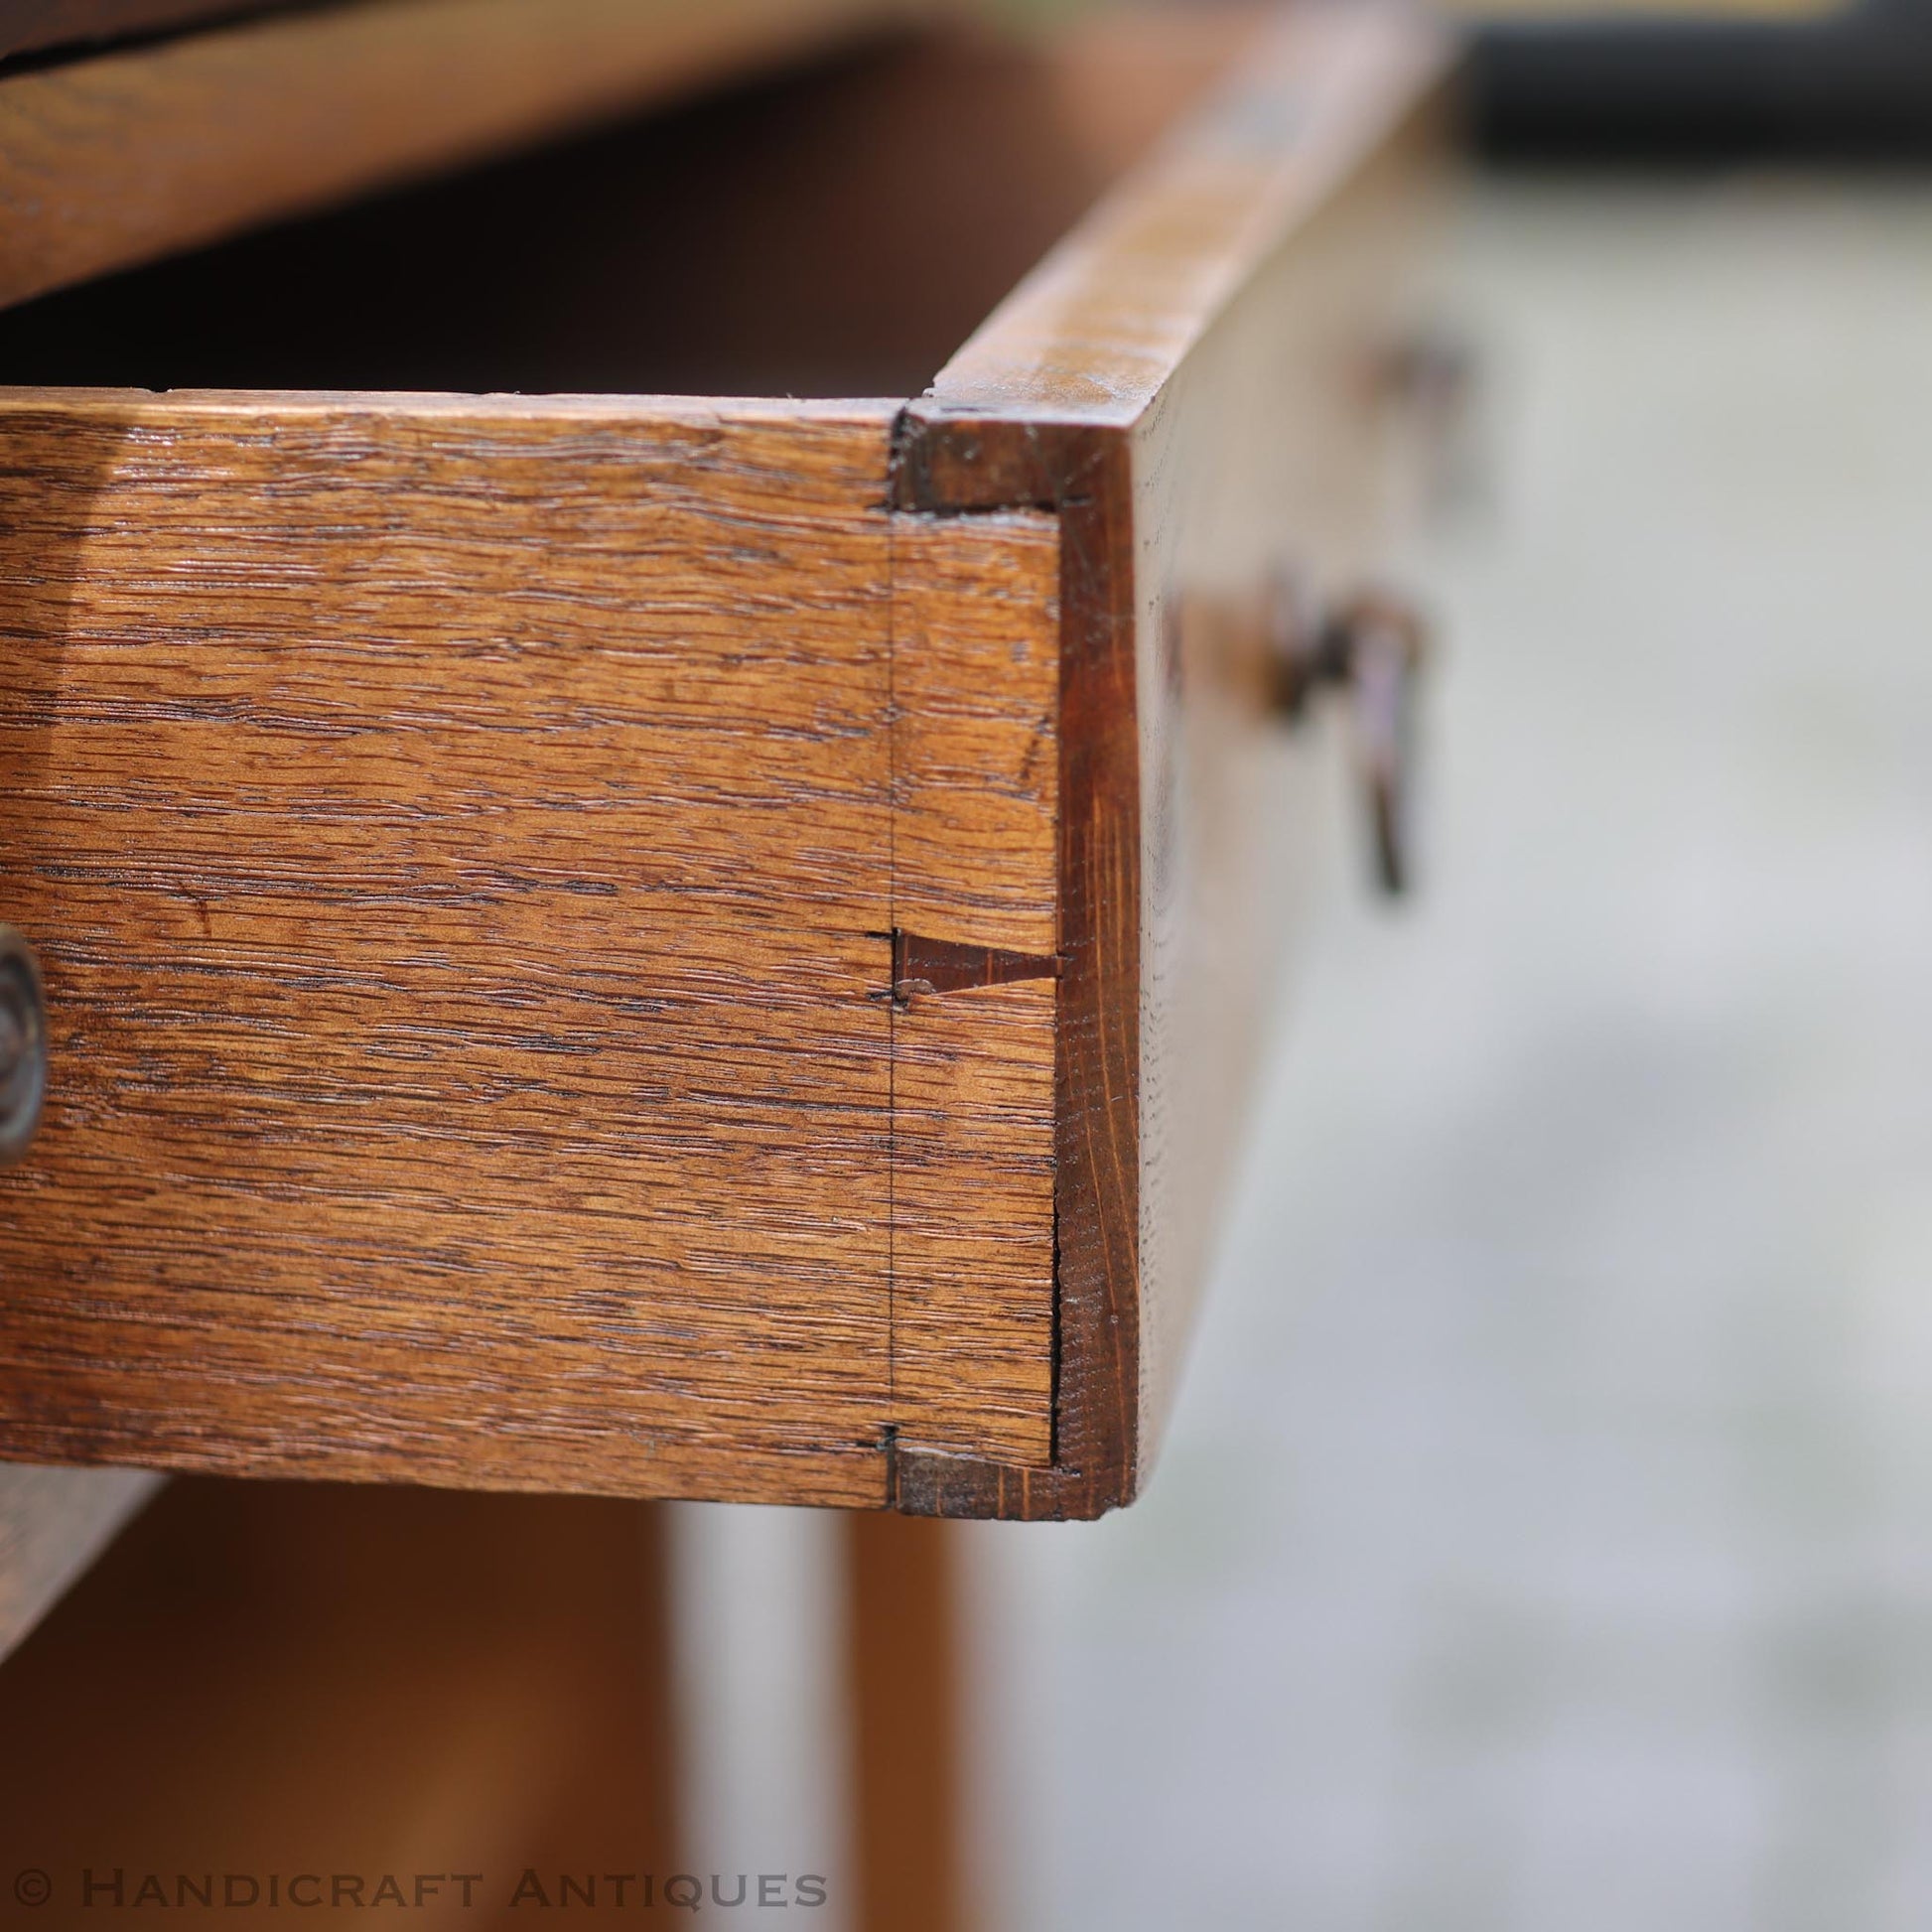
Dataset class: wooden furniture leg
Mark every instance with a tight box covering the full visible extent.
[0,1480,679,1927]
[847,1510,968,1932]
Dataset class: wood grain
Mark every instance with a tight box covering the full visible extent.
[0,390,899,1505]
[0,0,921,314]
[891,979,1054,1466]
[0,12,1448,1516]
[893,8,1453,1517]
[888,511,1058,1468]
[0,393,1071,1500]
[902,10,1449,433]
[890,512,1058,957]
[0,1461,158,1664]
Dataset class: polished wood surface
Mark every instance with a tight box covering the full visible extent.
[900,12,1448,428]
[890,513,1059,1468]
[890,512,1059,959]
[892,978,1055,1467]
[0,392,900,1506]
[0,0,920,313]
[0,388,1076,1499]
[1132,89,1452,1461]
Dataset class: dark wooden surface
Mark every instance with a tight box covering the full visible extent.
[0,0,920,314]
[0,0,289,64]
[0,1461,159,1663]
[0,20,1228,400]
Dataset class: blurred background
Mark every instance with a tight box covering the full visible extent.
[970,151,1932,1931]
[682,2,1932,1919]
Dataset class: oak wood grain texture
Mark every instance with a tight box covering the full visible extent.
[892,421,1142,1525]
[0,390,900,1505]
[0,1480,679,1925]
[0,0,923,314]
[890,512,1058,956]
[888,512,1057,1467]
[0,1461,158,1664]
[893,7,1452,1518]
[891,980,1054,1465]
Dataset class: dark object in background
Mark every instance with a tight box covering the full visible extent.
[0,0,297,68]
[1469,0,1932,157]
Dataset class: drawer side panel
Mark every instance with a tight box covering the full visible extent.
[890,7,1452,1517]
[0,391,897,1504]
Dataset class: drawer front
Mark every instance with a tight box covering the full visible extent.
[0,8,1449,1516]
[1135,79,1449,1471]
[893,9,1450,1517]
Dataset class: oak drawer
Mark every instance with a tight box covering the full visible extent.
[0,4,1449,1517]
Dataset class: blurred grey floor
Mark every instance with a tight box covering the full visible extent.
[979,172,1932,1932]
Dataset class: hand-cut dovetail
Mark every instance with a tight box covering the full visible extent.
[891,931,1059,1005]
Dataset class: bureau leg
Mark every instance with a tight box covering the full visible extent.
[0,1480,681,1918]
[846,1511,969,1932]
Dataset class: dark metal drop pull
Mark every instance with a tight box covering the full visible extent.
[0,927,48,1165]
[1268,587,1429,896]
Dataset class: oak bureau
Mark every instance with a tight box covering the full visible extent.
[0,0,1450,1534]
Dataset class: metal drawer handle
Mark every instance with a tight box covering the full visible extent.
[1267,585,1430,897]
[0,927,48,1166]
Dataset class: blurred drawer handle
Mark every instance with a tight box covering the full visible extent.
[1269,585,1430,897]
[0,926,47,1166]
